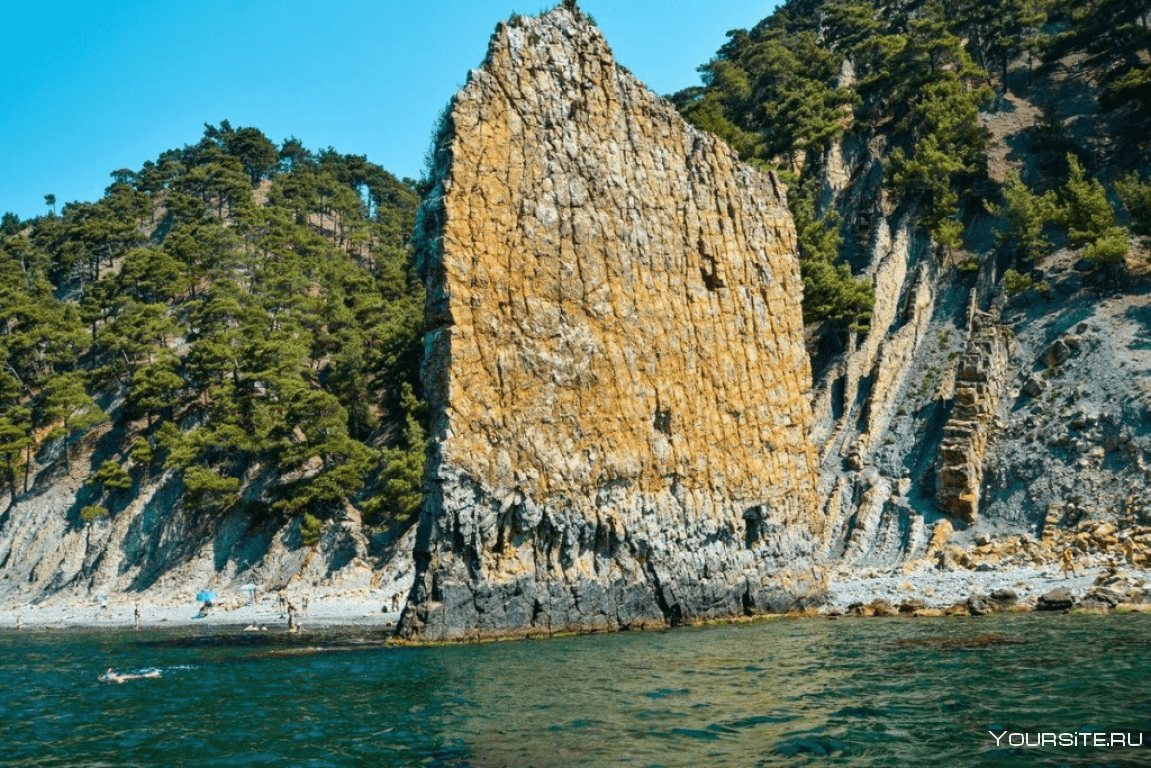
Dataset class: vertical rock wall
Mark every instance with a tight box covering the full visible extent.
[936,312,1014,523]
[399,7,825,641]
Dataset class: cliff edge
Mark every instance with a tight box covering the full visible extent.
[399,6,825,641]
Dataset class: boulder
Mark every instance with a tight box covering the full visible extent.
[966,595,997,616]
[869,599,900,617]
[989,588,1018,608]
[1080,587,1123,610]
[1044,340,1071,367]
[1036,587,1075,611]
[898,598,926,614]
[1022,376,1046,397]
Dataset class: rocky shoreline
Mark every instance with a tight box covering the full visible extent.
[4,520,1146,632]
[3,565,1147,634]
[0,593,403,632]
[825,563,1151,617]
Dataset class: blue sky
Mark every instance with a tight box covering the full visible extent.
[0,1,778,219]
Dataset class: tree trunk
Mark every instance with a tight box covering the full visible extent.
[6,454,17,502]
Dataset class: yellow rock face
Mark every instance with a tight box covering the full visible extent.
[400,7,824,641]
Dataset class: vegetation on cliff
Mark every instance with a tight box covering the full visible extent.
[0,122,424,533]
[673,0,1151,334]
[4,0,1151,554]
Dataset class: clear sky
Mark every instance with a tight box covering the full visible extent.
[0,1,778,220]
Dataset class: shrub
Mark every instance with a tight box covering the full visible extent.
[1083,228,1129,265]
[301,512,324,546]
[1003,268,1034,296]
[86,459,132,490]
[80,505,109,521]
[1116,172,1151,236]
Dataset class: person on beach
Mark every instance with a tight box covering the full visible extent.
[287,601,300,633]
[100,668,161,684]
[1060,547,1078,577]
[134,603,140,631]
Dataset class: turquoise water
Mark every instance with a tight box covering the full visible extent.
[3,612,1150,767]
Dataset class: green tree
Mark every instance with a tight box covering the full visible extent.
[791,188,874,328]
[1058,154,1129,265]
[42,372,108,474]
[128,354,184,428]
[1116,172,1151,236]
[129,437,158,481]
[120,247,189,303]
[2,212,21,235]
[0,407,32,499]
[94,301,179,383]
[182,465,241,511]
[224,126,279,185]
[87,459,132,491]
[990,171,1058,260]
[366,383,426,524]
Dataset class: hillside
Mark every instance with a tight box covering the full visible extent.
[0,124,424,603]
[672,0,1151,573]
[4,0,1151,618]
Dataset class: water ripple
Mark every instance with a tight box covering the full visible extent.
[3,613,1150,766]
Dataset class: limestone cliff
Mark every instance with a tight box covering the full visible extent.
[778,27,1151,568]
[935,311,1014,524]
[0,462,416,610]
[399,7,825,640]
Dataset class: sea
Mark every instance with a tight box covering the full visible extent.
[3,611,1150,767]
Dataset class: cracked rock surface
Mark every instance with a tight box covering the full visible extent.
[399,7,825,641]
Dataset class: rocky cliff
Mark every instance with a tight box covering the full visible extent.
[792,26,1151,571]
[0,458,416,610]
[399,7,825,641]
[935,310,1014,524]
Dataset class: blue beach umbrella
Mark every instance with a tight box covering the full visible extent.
[196,591,217,602]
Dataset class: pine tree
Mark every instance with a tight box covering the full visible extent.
[1058,154,1129,265]
[1116,172,1151,236]
[0,407,32,499]
[991,171,1058,260]
[86,459,132,491]
[42,372,108,474]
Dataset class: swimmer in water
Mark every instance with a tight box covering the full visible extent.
[99,668,161,684]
